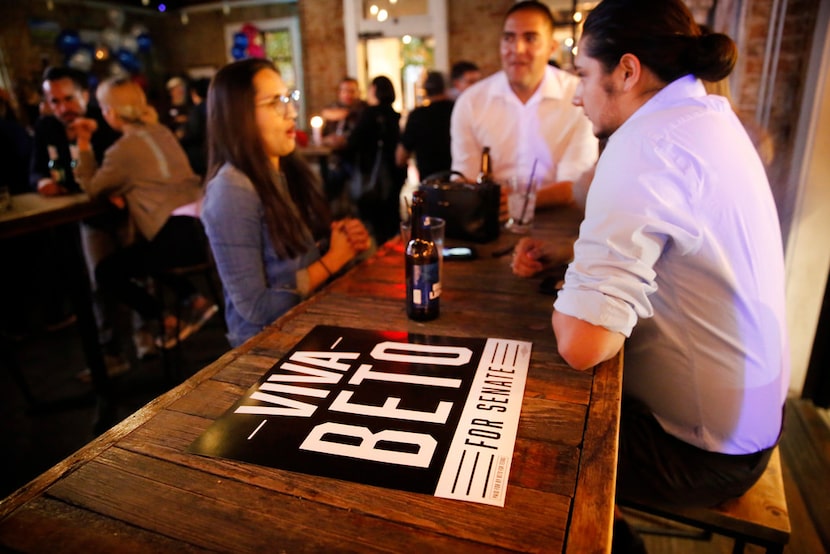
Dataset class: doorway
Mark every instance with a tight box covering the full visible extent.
[358,34,434,117]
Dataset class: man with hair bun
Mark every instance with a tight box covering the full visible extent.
[512,0,788,547]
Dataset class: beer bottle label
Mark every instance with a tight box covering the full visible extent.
[410,262,441,307]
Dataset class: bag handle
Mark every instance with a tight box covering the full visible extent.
[421,170,468,186]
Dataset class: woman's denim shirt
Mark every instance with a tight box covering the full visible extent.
[202,164,319,347]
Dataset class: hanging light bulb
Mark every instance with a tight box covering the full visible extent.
[181,12,189,25]
[377,8,388,22]
[46,0,54,10]
[141,0,150,5]
[369,4,379,16]
[573,11,583,23]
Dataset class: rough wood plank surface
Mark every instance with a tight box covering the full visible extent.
[43,448,567,552]
[566,351,623,554]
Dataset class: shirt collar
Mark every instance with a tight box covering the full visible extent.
[626,74,706,123]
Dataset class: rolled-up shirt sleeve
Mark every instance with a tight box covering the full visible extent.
[554,135,702,337]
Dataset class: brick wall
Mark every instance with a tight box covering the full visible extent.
[447,0,513,79]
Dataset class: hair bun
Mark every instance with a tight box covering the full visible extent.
[692,32,737,82]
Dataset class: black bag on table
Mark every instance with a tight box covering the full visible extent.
[418,170,501,243]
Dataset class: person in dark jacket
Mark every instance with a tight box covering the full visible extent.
[396,71,454,182]
[342,75,406,244]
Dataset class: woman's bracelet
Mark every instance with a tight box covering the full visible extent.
[318,258,333,277]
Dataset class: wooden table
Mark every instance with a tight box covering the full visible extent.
[0,192,115,430]
[0,205,623,553]
[0,192,109,240]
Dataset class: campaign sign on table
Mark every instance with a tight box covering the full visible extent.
[189,325,531,506]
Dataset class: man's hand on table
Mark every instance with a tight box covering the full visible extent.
[511,237,574,278]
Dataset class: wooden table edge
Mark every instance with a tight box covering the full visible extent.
[0,346,245,521]
[565,348,623,554]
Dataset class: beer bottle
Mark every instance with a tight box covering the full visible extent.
[47,145,66,186]
[405,191,441,321]
[476,146,493,184]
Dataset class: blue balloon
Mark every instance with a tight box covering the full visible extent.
[136,33,152,53]
[115,48,140,73]
[233,32,248,49]
[56,29,81,55]
[231,45,247,60]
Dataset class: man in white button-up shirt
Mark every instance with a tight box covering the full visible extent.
[450,1,598,208]
[512,0,788,524]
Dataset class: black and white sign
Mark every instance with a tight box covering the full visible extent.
[189,325,531,506]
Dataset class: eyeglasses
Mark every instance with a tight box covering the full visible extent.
[256,89,301,118]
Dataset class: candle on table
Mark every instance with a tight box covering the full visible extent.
[310,116,323,146]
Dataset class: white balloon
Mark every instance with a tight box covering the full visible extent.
[68,49,92,72]
[102,27,121,50]
[108,8,125,29]
[121,35,138,53]
[110,61,127,78]
[130,23,149,38]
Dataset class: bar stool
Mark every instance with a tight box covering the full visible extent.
[153,257,222,383]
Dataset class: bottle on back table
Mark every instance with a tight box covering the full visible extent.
[47,145,66,186]
[476,146,493,185]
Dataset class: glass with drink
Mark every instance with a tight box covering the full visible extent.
[506,176,537,234]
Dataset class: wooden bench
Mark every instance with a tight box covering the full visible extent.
[621,446,791,554]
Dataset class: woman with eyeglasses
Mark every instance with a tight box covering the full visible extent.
[202,58,371,347]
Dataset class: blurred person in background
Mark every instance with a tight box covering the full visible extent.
[396,71,454,182]
[319,77,367,215]
[180,77,210,178]
[29,67,134,373]
[448,60,482,100]
[73,77,217,354]
[340,75,407,244]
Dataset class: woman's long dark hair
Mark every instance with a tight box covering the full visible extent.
[581,0,737,84]
[206,58,331,259]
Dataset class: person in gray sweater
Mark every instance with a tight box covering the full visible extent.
[73,77,217,349]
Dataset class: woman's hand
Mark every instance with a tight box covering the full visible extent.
[326,220,361,269]
[68,117,98,151]
[338,218,371,253]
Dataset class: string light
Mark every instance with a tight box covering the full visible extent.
[377,8,388,22]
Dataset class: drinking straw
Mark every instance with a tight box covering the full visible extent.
[519,159,538,225]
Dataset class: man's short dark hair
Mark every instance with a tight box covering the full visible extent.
[42,66,89,91]
[505,1,556,32]
[450,61,479,83]
[423,71,446,97]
